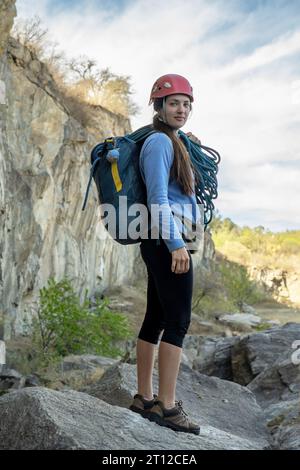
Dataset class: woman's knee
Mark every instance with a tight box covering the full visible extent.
[138,322,164,345]
[160,320,191,348]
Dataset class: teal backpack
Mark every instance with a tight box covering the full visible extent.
[82,124,220,244]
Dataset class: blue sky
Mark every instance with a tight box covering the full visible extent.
[44,0,133,16]
[15,0,300,232]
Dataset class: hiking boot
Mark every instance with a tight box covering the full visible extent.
[147,400,200,435]
[129,394,158,418]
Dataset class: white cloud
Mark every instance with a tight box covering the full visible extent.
[220,30,300,77]
[16,0,48,19]
[15,0,300,232]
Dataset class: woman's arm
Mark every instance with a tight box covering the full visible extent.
[140,133,186,253]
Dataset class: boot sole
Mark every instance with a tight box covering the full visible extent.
[147,412,200,435]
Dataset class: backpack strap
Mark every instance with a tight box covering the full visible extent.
[82,137,121,211]
[81,156,101,211]
[126,125,157,143]
[82,129,157,211]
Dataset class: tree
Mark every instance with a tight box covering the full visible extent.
[12,16,140,117]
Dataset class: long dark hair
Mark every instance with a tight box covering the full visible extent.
[153,98,195,196]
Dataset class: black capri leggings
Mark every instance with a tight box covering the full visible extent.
[138,237,193,348]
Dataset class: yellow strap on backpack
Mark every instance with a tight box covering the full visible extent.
[111,161,122,192]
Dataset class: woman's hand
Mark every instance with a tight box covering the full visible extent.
[186,132,201,146]
[171,247,190,274]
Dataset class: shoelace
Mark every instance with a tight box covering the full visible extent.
[175,400,188,417]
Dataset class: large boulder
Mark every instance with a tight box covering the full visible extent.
[231,323,300,385]
[246,352,300,450]
[0,365,39,393]
[60,354,119,372]
[218,313,262,328]
[0,386,269,450]
[81,362,270,450]
[183,335,239,380]
[43,354,121,391]
[247,352,300,408]
[262,398,300,450]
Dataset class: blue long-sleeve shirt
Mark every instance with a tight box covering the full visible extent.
[139,132,201,252]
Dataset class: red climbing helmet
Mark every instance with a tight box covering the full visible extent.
[148,74,194,105]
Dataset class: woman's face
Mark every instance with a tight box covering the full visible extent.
[159,94,191,130]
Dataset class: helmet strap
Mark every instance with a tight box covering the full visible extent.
[161,97,168,125]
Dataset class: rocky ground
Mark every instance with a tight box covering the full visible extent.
[1,322,299,450]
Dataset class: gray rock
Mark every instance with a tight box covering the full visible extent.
[0,386,268,450]
[0,365,24,391]
[0,365,40,393]
[232,323,300,385]
[265,319,281,327]
[247,353,300,450]
[264,398,300,425]
[275,424,300,450]
[81,362,270,449]
[247,354,300,408]
[60,354,119,372]
[24,374,40,387]
[218,313,262,328]
[275,421,300,450]
[0,365,22,380]
[184,326,300,450]
[80,362,138,407]
[184,335,239,380]
[241,303,258,315]
[261,399,300,450]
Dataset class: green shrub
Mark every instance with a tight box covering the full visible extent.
[32,277,132,365]
[210,212,300,267]
[254,322,273,332]
[217,260,266,310]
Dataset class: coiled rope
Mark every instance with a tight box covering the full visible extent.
[128,125,221,229]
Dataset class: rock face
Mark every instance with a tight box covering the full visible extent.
[0,31,138,338]
[249,266,300,307]
[0,1,16,57]
[0,365,270,450]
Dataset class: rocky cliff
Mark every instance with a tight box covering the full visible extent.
[0,2,138,338]
[249,266,300,307]
[0,1,214,339]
